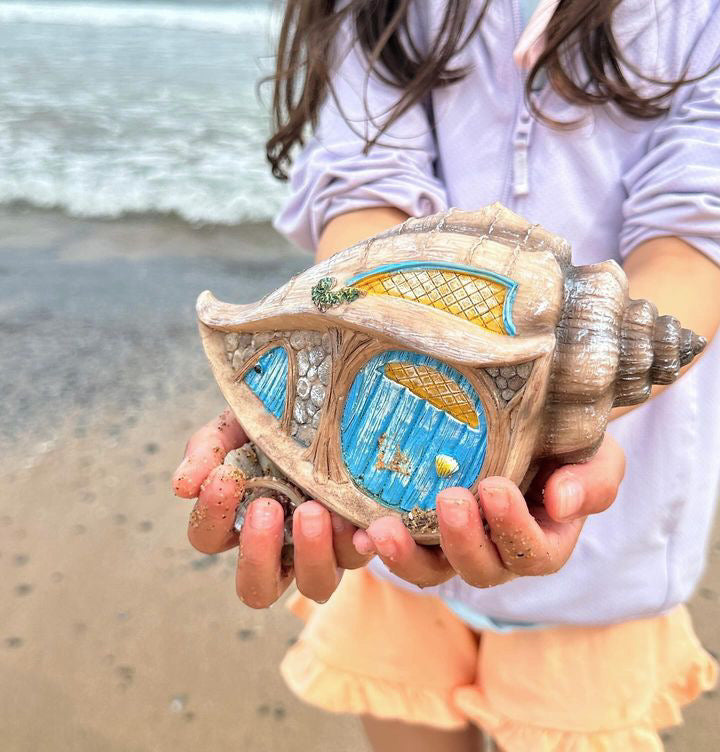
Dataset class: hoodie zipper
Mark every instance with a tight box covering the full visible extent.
[502,0,534,204]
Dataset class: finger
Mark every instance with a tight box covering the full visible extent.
[530,504,586,571]
[293,502,341,603]
[352,529,376,556]
[187,465,243,554]
[524,461,559,506]
[544,435,626,522]
[436,487,513,588]
[477,477,583,576]
[173,410,246,498]
[331,513,374,570]
[236,498,289,608]
[365,516,453,588]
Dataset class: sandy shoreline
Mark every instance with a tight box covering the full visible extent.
[1,207,718,751]
[1,207,367,751]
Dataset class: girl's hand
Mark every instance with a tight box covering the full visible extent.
[173,412,624,602]
[172,410,372,608]
[353,435,626,588]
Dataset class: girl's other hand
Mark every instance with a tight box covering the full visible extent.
[173,413,624,600]
[172,411,372,608]
[353,435,626,589]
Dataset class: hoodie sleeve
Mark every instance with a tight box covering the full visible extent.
[273,20,448,251]
[620,8,720,264]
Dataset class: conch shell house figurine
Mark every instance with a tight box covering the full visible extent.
[197,204,706,544]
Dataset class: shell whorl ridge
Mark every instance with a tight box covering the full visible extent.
[615,301,707,406]
[541,262,707,463]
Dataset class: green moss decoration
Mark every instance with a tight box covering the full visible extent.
[311,277,364,312]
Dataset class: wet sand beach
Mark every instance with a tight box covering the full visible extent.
[1,206,718,751]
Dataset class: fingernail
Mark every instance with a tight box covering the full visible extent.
[330,512,347,534]
[174,456,191,479]
[300,505,324,538]
[249,500,277,530]
[440,497,469,528]
[480,482,510,514]
[372,535,397,559]
[353,533,375,556]
[556,477,584,520]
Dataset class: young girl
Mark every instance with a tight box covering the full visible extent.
[173,1,720,749]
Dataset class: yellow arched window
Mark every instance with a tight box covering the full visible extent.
[346,262,517,336]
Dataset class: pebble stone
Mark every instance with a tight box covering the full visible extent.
[289,335,331,446]
[290,331,307,350]
[296,350,309,376]
[310,384,326,408]
[308,346,325,367]
[253,332,272,349]
[223,329,332,448]
[485,364,529,405]
[318,357,331,385]
[296,378,310,400]
[295,425,315,447]
[293,399,307,425]
[508,375,525,391]
[225,333,239,352]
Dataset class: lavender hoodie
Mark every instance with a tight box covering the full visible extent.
[275,0,720,626]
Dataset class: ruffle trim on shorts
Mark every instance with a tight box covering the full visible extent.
[282,583,717,750]
[281,594,468,730]
[453,649,718,752]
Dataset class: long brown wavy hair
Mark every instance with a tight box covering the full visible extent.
[266,0,703,180]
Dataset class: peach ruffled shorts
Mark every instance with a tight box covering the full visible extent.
[282,569,717,751]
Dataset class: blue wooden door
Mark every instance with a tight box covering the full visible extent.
[341,351,487,511]
[243,346,289,420]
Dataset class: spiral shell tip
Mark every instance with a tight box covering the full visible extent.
[679,330,707,367]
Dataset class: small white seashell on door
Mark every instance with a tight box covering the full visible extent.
[435,454,459,478]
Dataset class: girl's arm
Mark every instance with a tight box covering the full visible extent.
[315,207,410,261]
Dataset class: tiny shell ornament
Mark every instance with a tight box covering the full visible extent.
[196,204,706,543]
[435,454,460,478]
[224,443,308,568]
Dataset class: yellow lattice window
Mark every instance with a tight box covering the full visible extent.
[384,362,478,428]
[347,262,517,336]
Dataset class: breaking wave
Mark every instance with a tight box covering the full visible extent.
[0,1,288,224]
[0,1,275,35]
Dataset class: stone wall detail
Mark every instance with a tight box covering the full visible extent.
[224,329,332,447]
[485,362,531,406]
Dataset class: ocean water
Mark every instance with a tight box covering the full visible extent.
[0,0,288,224]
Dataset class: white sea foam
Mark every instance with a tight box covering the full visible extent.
[0,1,276,35]
[0,175,286,225]
[0,1,287,224]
